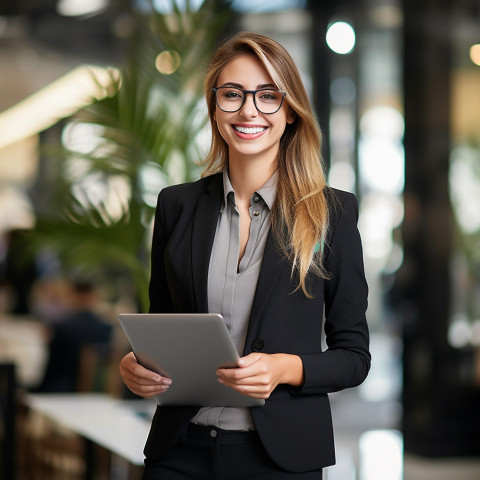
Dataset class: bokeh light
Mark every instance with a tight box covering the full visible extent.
[359,430,403,480]
[326,21,356,55]
[155,50,181,75]
[469,44,480,66]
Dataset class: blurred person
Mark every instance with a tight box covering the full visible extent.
[120,32,370,479]
[30,277,72,324]
[35,277,113,392]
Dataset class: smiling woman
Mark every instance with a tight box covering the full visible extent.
[119,31,370,480]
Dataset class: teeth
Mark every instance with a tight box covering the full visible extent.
[234,125,266,134]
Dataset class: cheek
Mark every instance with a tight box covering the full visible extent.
[219,129,232,147]
[215,112,231,138]
[215,120,230,145]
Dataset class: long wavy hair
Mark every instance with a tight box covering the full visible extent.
[202,32,330,297]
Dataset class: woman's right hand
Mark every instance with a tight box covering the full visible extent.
[119,352,172,398]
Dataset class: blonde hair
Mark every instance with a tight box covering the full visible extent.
[202,32,329,297]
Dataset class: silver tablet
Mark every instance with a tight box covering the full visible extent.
[118,313,265,407]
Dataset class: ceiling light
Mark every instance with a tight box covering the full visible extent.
[56,0,109,17]
[326,21,356,55]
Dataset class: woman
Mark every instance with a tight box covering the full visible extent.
[120,32,370,479]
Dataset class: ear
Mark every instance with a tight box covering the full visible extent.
[286,107,296,124]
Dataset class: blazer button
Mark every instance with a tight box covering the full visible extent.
[251,338,264,352]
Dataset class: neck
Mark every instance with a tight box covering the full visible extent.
[227,156,276,204]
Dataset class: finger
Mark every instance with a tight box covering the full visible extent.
[121,352,172,384]
[216,370,252,386]
[216,360,267,382]
[218,374,270,391]
[133,382,170,396]
[217,360,260,380]
[237,353,263,367]
[130,361,166,382]
[216,373,261,390]
[122,370,171,387]
[217,378,270,399]
[129,384,169,397]
[130,387,167,398]
[124,376,172,396]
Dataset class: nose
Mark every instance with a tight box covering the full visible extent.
[240,92,258,117]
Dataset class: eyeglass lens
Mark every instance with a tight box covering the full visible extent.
[215,87,284,114]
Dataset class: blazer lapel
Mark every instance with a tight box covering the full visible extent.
[191,174,223,313]
[245,230,287,342]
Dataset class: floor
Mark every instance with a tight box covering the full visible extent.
[325,394,480,480]
[3,318,480,479]
[323,332,480,480]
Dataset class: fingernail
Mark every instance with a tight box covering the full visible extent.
[163,378,172,385]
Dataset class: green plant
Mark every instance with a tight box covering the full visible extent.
[31,0,233,311]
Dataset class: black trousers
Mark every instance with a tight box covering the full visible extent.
[142,423,323,480]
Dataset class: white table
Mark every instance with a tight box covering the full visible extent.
[24,393,155,476]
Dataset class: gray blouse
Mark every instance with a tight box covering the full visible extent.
[191,168,277,431]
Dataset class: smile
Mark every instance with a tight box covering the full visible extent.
[233,125,267,134]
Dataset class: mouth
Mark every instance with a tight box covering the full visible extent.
[233,125,268,135]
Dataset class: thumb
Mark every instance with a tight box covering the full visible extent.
[237,353,262,367]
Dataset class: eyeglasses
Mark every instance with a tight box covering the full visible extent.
[212,86,287,114]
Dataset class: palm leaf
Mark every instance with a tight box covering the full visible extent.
[31,0,233,311]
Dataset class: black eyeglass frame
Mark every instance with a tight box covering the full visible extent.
[212,87,287,114]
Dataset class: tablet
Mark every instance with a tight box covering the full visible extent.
[118,313,264,407]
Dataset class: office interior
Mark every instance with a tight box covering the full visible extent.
[0,0,480,479]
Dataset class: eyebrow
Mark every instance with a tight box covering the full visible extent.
[219,82,276,90]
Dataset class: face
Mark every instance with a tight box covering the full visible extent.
[213,54,295,167]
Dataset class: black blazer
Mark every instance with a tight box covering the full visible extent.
[144,172,370,472]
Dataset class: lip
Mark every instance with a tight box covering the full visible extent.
[232,123,268,139]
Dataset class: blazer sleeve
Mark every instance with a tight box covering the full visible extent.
[148,189,174,314]
[296,190,371,394]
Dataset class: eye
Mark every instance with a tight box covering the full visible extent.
[258,90,279,102]
[222,89,243,100]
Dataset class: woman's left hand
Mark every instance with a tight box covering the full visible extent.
[216,353,304,399]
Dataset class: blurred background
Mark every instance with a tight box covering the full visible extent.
[0,0,480,479]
